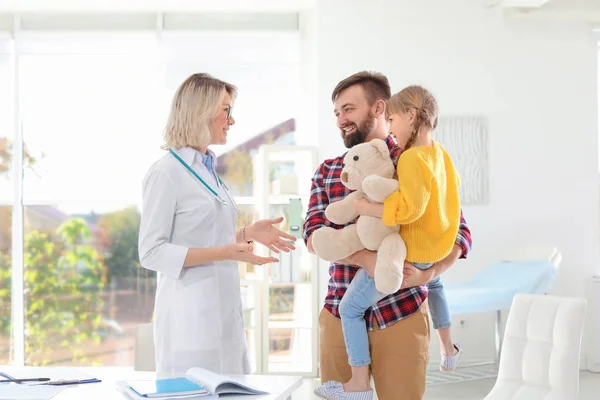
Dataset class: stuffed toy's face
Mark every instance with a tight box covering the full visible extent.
[340,139,395,191]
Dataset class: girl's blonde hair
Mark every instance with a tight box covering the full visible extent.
[386,85,438,150]
[162,73,237,150]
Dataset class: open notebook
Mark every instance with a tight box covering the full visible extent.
[121,367,268,399]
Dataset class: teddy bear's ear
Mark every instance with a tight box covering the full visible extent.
[370,139,389,159]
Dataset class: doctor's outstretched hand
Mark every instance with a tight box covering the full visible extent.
[245,217,297,254]
[225,243,279,265]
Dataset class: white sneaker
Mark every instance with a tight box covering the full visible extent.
[314,381,374,400]
[440,342,463,372]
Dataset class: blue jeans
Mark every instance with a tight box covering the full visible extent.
[339,262,451,367]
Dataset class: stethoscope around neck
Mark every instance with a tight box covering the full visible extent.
[169,148,242,216]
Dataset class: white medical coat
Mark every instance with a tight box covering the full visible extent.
[138,147,250,375]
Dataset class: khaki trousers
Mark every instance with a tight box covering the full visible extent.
[318,302,430,400]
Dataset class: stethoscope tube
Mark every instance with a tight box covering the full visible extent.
[169,148,242,216]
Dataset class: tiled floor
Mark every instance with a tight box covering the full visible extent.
[293,371,600,399]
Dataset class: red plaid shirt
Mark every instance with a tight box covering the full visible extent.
[303,136,473,330]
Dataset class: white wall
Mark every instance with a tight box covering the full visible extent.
[315,0,599,366]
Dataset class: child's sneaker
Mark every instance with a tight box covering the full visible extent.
[314,380,374,400]
[440,342,463,372]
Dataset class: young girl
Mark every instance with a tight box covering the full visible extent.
[315,85,463,400]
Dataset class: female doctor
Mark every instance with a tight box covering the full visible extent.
[139,73,297,375]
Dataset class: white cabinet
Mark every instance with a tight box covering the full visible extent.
[250,144,320,377]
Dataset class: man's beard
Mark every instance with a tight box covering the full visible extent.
[341,112,376,148]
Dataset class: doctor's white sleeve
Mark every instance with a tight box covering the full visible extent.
[138,167,188,280]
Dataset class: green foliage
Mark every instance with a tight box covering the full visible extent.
[96,207,141,281]
[0,218,106,366]
[0,250,10,336]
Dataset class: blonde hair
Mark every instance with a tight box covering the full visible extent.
[162,73,237,150]
[386,85,438,150]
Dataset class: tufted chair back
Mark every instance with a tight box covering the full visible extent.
[484,294,586,400]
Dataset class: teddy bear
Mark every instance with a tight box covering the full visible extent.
[312,138,407,294]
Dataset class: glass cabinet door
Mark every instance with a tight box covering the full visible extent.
[253,145,320,376]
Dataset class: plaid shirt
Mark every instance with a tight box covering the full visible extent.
[303,136,473,330]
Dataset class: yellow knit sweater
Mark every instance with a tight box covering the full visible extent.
[382,142,461,263]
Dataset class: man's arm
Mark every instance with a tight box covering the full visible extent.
[341,249,377,277]
[306,234,316,254]
[427,244,462,279]
[303,164,329,255]
[455,209,472,259]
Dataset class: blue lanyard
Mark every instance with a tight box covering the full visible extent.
[169,148,228,205]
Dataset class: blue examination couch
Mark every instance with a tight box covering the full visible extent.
[442,257,560,366]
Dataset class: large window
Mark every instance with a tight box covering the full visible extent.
[0,37,14,365]
[15,35,164,366]
[2,28,311,373]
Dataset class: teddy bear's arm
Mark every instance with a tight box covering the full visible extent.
[362,175,399,203]
[325,191,366,225]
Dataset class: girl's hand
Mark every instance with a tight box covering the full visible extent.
[355,198,384,218]
[354,198,370,215]
[352,197,366,215]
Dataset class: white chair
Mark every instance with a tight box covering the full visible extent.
[484,294,586,400]
[134,323,156,371]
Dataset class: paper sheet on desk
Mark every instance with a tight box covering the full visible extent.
[0,385,66,400]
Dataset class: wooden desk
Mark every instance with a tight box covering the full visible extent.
[0,366,303,400]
